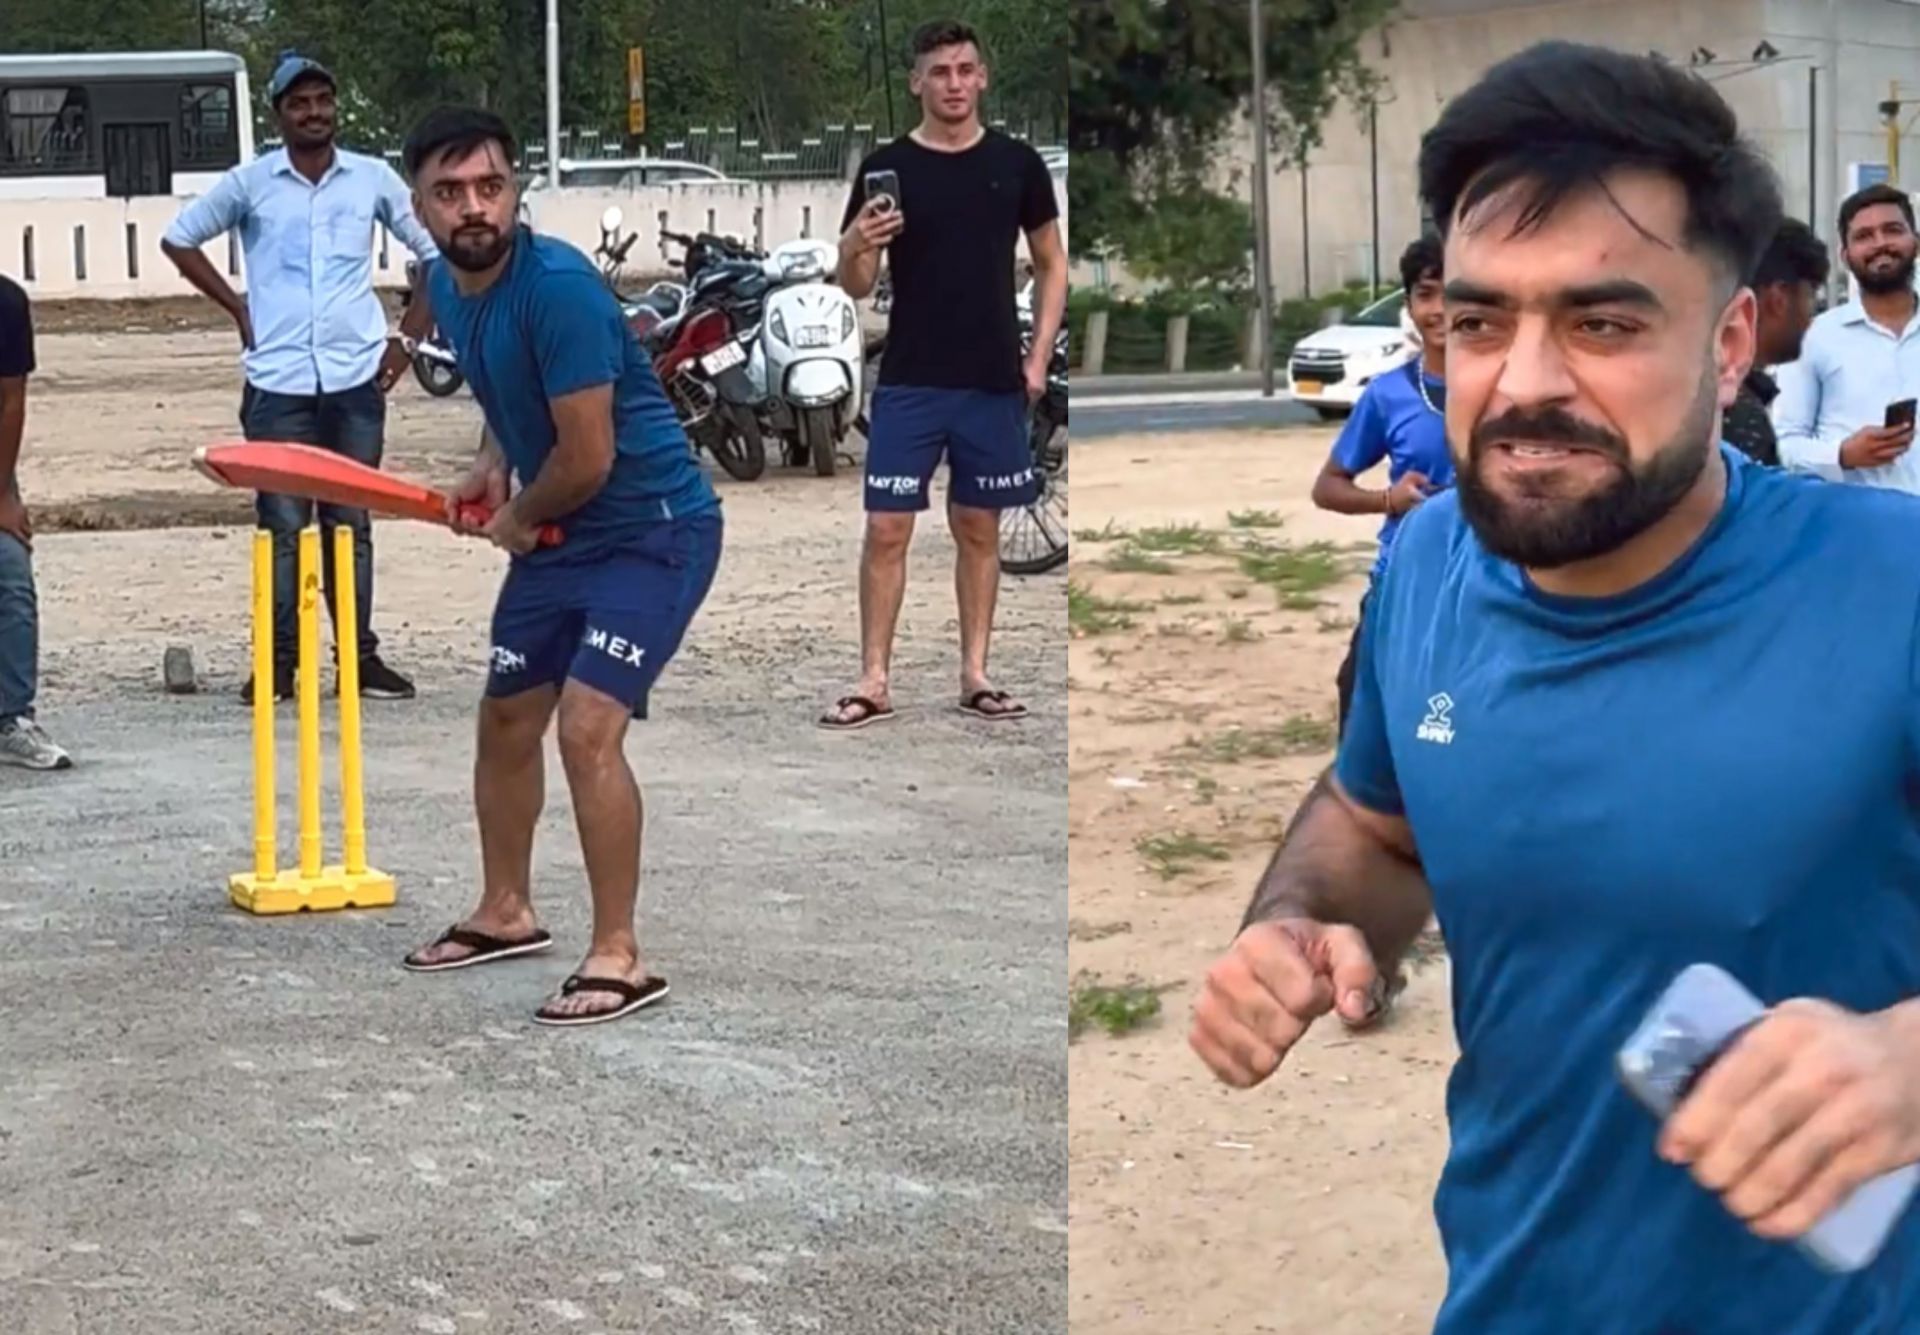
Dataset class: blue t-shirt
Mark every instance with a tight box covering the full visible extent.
[1337,446,1920,1333]
[1329,359,1454,582]
[427,229,717,564]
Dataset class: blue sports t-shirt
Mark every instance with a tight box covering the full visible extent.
[1329,359,1454,582]
[427,229,717,564]
[1337,445,1920,1333]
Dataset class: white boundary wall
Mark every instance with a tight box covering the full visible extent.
[0,175,1065,300]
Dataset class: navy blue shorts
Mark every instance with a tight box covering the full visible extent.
[486,512,722,718]
[864,385,1038,512]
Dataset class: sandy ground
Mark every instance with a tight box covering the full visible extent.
[1067,427,1455,1334]
[0,325,1065,1333]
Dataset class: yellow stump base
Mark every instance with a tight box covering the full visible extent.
[228,526,398,917]
[229,866,398,915]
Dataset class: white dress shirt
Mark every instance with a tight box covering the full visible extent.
[1773,295,1920,492]
[164,147,440,396]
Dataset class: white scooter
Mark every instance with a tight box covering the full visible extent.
[752,238,862,477]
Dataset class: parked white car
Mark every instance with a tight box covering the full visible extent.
[523,157,731,192]
[1287,289,1418,419]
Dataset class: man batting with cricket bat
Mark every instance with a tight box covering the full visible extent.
[393,106,724,1027]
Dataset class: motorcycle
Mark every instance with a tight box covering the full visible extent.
[400,260,464,397]
[754,238,862,477]
[599,209,768,483]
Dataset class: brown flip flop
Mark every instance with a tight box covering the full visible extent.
[402,924,554,973]
[818,694,896,731]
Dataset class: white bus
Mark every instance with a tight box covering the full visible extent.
[0,50,255,199]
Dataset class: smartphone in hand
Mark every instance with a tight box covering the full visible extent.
[865,169,902,218]
[1885,398,1917,431]
[1617,963,1919,1274]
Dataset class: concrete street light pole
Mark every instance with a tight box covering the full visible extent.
[546,0,562,190]
[1249,0,1276,397]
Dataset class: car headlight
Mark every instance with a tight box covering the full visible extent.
[840,305,856,340]
[1381,340,1408,356]
[771,309,789,343]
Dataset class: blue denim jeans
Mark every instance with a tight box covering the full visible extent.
[0,526,36,725]
[241,378,385,669]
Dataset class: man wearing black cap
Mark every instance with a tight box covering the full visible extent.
[162,50,440,705]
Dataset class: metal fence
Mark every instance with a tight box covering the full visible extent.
[268,120,1055,182]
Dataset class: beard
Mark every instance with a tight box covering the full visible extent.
[1850,247,1916,295]
[1454,371,1717,569]
[288,121,334,149]
[440,224,514,273]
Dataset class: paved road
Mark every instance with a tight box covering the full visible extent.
[1077,395,1325,438]
[0,520,1066,1335]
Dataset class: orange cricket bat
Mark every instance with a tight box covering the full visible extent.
[193,441,563,547]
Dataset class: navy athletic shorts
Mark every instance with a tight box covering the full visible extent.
[485,512,722,718]
[863,385,1038,512]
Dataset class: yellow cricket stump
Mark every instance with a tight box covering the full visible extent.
[229,525,397,914]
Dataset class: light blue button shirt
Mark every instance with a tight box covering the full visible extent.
[164,148,440,396]
[1773,296,1920,492]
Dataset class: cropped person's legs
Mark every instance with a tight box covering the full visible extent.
[0,527,67,770]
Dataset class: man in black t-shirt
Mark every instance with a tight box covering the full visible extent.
[1722,218,1828,467]
[0,275,72,770]
[818,17,1067,731]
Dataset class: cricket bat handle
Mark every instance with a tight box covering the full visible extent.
[453,502,565,547]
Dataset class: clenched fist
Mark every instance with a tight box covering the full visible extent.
[1190,918,1386,1089]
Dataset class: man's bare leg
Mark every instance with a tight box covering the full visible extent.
[823,511,917,725]
[950,502,1021,714]
[407,685,557,965]
[540,678,647,1019]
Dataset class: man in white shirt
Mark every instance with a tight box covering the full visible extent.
[162,50,441,704]
[1773,183,1920,490]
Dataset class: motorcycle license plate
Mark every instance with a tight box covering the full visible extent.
[1294,379,1323,395]
[796,325,833,349]
[702,342,747,375]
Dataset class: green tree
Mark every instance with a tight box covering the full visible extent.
[2,0,1066,157]
[1118,183,1253,296]
[1069,0,1394,257]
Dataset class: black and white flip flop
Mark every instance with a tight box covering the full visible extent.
[533,974,671,1027]
[402,925,555,973]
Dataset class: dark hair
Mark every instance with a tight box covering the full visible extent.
[1837,183,1915,242]
[1418,42,1781,288]
[912,18,981,60]
[403,105,517,180]
[1750,218,1829,289]
[1399,235,1443,291]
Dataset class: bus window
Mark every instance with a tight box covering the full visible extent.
[180,84,235,168]
[3,87,91,171]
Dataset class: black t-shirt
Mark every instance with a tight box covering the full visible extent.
[1723,367,1780,467]
[843,130,1059,392]
[0,276,34,379]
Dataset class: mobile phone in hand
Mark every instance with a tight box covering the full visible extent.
[865,170,902,218]
[1885,398,1917,431]
[1617,963,1919,1274]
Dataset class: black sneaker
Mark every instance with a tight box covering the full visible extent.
[357,656,417,700]
[241,665,295,705]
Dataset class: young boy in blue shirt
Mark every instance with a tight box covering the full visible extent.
[1311,236,1454,735]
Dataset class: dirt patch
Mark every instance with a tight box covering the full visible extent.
[28,292,411,337]
[1068,426,1456,1335]
[34,491,253,532]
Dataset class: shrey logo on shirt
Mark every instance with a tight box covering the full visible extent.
[1416,692,1455,745]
